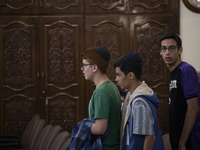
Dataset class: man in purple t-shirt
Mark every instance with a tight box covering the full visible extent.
[159,33,200,150]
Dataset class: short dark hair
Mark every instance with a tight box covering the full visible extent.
[113,52,142,80]
[159,33,182,48]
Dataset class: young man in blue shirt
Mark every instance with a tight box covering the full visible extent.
[114,52,164,150]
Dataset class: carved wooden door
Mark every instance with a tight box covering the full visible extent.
[0,0,85,136]
[0,0,179,137]
[130,15,172,132]
[0,16,40,137]
[0,16,85,136]
[84,0,180,133]
[84,15,171,133]
[39,16,84,131]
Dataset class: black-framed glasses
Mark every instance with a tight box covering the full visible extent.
[160,45,178,53]
[81,63,94,69]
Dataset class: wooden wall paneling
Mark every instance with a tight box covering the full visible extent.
[0,16,40,136]
[39,0,84,14]
[0,0,83,15]
[39,16,84,132]
[0,0,39,15]
[86,0,127,13]
[0,0,179,137]
[128,0,175,13]
[85,0,178,14]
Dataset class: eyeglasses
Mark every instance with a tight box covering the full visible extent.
[160,45,178,53]
[81,63,94,69]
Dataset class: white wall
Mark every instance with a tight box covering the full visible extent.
[180,0,200,72]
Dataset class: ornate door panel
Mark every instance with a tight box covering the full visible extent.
[0,0,39,14]
[128,0,177,13]
[86,0,126,13]
[86,0,177,14]
[0,0,83,14]
[0,16,85,135]
[84,15,129,105]
[39,0,83,14]
[130,15,175,132]
[0,16,40,136]
[39,16,84,131]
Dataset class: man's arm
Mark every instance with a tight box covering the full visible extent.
[179,97,199,149]
[143,135,155,150]
[91,119,107,135]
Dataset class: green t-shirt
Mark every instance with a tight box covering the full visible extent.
[89,80,121,150]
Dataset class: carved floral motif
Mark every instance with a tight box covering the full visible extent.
[47,27,75,83]
[3,26,32,86]
[135,22,165,84]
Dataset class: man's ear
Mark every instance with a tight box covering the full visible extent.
[178,46,183,55]
[93,64,98,72]
[128,72,135,79]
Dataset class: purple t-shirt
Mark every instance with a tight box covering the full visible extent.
[179,62,200,99]
[169,62,200,149]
